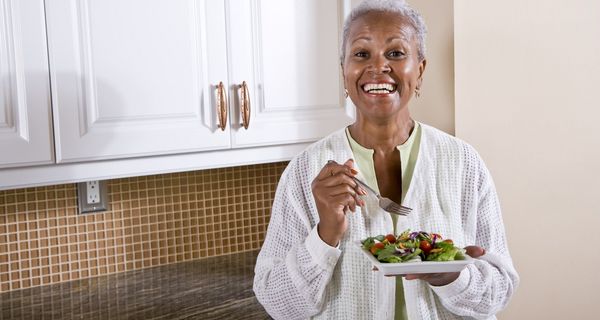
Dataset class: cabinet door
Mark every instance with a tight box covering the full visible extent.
[0,0,53,168]
[227,0,354,147]
[46,0,230,163]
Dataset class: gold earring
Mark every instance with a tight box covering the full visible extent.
[344,88,349,98]
[415,87,421,98]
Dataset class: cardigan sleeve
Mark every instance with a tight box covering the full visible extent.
[253,157,341,320]
[430,149,520,319]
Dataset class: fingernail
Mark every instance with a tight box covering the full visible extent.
[482,248,486,255]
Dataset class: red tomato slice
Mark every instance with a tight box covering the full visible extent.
[419,240,432,254]
[384,234,396,243]
[370,242,385,255]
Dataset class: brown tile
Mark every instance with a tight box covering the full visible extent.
[0,161,287,292]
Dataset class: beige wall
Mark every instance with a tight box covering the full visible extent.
[455,1,600,318]
[409,0,455,134]
[349,0,455,134]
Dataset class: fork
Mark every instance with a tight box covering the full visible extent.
[353,176,412,216]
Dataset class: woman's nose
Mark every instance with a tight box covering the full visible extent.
[368,55,391,74]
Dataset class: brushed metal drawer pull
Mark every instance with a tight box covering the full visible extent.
[216,81,228,131]
[240,81,251,129]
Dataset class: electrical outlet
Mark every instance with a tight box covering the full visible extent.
[87,181,100,204]
[77,180,109,214]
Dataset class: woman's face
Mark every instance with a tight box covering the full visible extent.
[342,12,425,122]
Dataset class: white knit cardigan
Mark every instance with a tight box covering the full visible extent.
[253,124,519,320]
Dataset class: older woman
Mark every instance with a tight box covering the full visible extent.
[253,0,519,319]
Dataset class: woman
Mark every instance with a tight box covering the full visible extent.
[253,0,519,319]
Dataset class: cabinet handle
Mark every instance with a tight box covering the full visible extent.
[240,81,251,130]
[216,81,228,131]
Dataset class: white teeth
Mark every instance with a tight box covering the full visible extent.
[363,83,395,93]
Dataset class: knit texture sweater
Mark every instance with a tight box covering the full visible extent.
[253,124,519,319]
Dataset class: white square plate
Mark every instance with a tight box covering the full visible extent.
[357,240,475,276]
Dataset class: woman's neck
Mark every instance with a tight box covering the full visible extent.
[348,116,414,154]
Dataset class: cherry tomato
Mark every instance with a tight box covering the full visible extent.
[443,239,454,245]
[384,234,396,244]
[419,240,432,254]
[370,242,385,255]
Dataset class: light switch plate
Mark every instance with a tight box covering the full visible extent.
[77,180,109,214]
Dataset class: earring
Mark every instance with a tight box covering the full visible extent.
[344,88,349,99]
[415,87,421,98]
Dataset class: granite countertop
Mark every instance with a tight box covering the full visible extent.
[0,250,271,320]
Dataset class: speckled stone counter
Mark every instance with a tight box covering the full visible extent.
[0,251,271,320]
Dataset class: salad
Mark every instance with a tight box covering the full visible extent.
[361,230,466,263]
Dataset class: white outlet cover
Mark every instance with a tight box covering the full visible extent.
[87,181,100,204]
[77,181,109,214]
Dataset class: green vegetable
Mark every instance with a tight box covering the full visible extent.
[425,241,459,261]
[426,246,459,261]
[380,255,403,263]
[454,248,467,260]
[435,241,454,250]
[401,248,422,262]
[362,237,375,250]
[375,244,397,261]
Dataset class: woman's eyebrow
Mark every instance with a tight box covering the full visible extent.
[351,35,410,46]
[386,36,410,44]
[351,36,372,45]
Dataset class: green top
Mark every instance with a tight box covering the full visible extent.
[345,121,422,320]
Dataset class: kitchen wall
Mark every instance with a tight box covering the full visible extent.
[455,0,600,318]
[0,162,287,293]
[408,0,455,134]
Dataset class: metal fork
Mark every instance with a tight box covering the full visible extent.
[353,177,412,216]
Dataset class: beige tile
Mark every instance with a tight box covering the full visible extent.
[0,161,287,291]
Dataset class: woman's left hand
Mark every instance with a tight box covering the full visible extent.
[404,246,486,286]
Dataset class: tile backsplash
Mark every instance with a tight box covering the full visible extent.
[0,162,288,293]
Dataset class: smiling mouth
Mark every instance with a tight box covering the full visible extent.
[362,83,397,94]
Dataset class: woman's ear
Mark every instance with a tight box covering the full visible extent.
[417,59,427,87]
[340,63,349,98]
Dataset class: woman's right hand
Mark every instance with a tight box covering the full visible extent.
[311,159,366,247]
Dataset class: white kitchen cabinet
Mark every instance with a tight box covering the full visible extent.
[0,0,354,190]
[227,0,353,147]
[0,0,53,168]
[45,0,231,162]
[45,0,354,163]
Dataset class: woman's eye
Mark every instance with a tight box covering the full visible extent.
[354,51,369,58]
[388,51,405,58]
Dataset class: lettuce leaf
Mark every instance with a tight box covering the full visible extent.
[426,246,459,261]
[375,244,397,262]
[362,237,376,251]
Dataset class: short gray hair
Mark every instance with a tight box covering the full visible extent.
[340,0,427,63]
